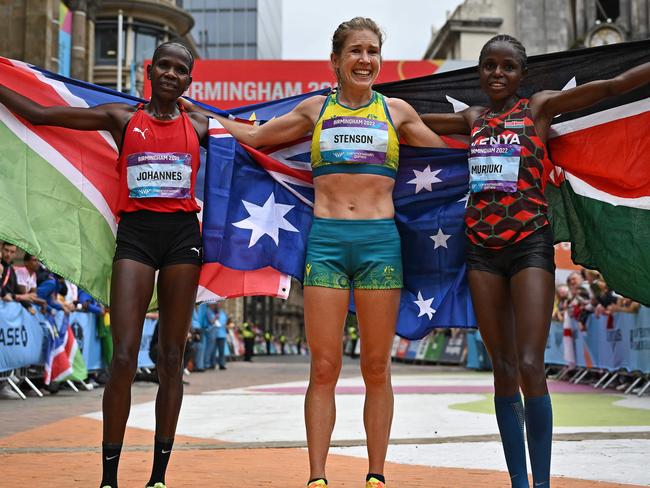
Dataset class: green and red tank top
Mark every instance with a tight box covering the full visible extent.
[465,98,553,248]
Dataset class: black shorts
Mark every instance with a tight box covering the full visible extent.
[465,225,555,278]
[114,210,202,269]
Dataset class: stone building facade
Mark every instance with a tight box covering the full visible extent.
[425,0,650,60]
[1,0,196,92]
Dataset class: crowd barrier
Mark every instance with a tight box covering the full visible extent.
[0,302,160,375]
[0,302,47,373]
[545,307,650,373]
[390,330,469,366]
[388,307,650,380]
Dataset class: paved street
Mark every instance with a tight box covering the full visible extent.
[1,355,649,487]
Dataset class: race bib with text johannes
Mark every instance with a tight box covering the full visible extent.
[468,144,521,193]
[127,152,192,199]
[319,116,388,165]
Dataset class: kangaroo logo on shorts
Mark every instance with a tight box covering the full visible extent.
[383,265,395,276]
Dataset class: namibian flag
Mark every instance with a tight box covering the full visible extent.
[0,57,290,305]
[43,314,75,385]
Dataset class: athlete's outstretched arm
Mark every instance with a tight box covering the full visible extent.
[182,96,322,148]
[533,61,650,122]
[388,98,446,148]
[0,84,130,136]
[420,107,484,135]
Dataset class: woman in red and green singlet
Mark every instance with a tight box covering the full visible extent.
[422,35,650,488]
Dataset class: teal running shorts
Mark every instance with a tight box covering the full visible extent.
[303,217,403,290]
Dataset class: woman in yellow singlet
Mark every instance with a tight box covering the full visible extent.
[189,17,445,488]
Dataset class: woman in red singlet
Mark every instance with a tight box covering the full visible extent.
[0,42,211,488]
[422,36,649,488]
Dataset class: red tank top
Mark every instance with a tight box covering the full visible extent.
[465,99,553,248]
[116,104,201,215]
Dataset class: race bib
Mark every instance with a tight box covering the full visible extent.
[127,152,192,199]
[320,116,388,164]
[468,144,521,193]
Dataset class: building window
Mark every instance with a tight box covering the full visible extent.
[596,0,619,22]
[134,25,165,65]
[183,0,258,59]
[95,22,125,65]
[95,19,166,66]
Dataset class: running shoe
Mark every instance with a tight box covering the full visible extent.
[146,483,166,488]
[307,479,328,487]
[365,477,385,488]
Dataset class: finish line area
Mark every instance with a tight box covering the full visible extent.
[1,357,648,487]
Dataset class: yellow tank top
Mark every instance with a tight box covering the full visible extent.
[310,91,399,178]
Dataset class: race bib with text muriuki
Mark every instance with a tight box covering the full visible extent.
[319,116,388,164]
[468,144,521,193]
[127,152,192,199]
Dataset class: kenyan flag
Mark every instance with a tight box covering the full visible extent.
[547,102,650,305]
[379,39,650,306]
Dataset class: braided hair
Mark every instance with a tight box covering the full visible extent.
[152,41,195,72]
[479,34,528,70]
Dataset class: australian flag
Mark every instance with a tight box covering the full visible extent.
[202,117,477,339]
[202,39,650,337]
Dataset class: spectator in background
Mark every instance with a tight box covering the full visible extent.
[14,253,36,287]
[13,252,47,313]
[213,305,228,370]
[583,269,602,286]
[225,318,236,360]
[588,279,641,316]
[15,252,39,294]
[296,334,303,356]
[264,329,273,356]
[552,284,570,322]
[592,279,617,318]
[347,324,359,359]
[241,322,255,362]
[196,302,228,370]
[567,271,589,298]
[610,298,641,314]
[65,279,79,305]
[1,243,35,305]
[567,271,593,331]
[34,262,75,313]
[77,289,105,315]
[76,288,111,386]
[190,305,206,372]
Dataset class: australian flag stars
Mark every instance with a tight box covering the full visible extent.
[393,146,476,339]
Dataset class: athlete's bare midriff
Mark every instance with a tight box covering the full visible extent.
[312,173,395,219]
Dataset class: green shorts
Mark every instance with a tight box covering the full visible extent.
[303,217,403,290]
